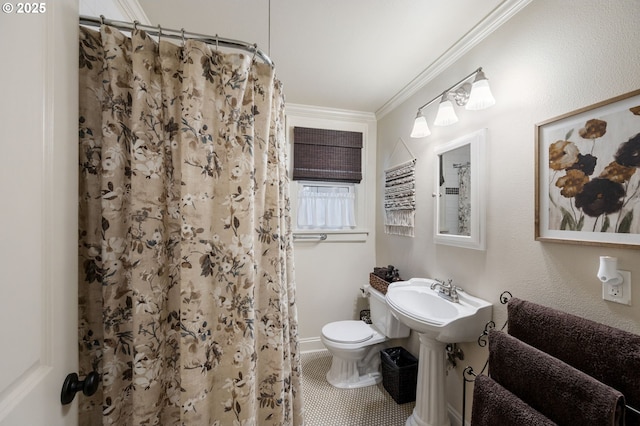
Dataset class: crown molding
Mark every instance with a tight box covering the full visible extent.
[375,0,532,119]
[286,103,376,123]
[114,0,151,24]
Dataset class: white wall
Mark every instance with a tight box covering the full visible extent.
[286,104,377,352]
[79,0,149,23]
[376,0,640,422]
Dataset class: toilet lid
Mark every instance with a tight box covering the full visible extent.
[322,320,373,344]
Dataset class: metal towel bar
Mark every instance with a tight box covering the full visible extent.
[462,291,512,423]
[463,291,638,424]
[293,233,327,241]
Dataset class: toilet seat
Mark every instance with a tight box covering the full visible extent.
[322,320,373,344]
[320,284,409,389]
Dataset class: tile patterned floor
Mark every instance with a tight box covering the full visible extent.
[301,350,415,426]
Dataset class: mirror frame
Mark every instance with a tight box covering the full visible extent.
[433,129,487,250]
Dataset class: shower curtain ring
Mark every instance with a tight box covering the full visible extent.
[181,28,186,47]
[133,20,139,31]
[215,34,219,51]
[157,24,162,40]
[251,43,258,61]
[99,15,105,25]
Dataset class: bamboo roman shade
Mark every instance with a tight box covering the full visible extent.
[293,127,363,183]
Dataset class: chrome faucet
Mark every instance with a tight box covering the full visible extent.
[430,279,460,303]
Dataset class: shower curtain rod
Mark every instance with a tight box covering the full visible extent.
[79,15,274,67]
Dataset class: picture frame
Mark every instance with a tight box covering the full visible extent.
[535,89,640,248]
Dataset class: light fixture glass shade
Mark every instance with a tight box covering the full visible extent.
[465,70,496,110]
[433,95,458,126]
[410,112,431,138]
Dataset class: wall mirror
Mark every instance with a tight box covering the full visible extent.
[433,129,486,250]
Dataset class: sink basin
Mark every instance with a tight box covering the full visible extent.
[386,278,493,426]
[386,277,492,343]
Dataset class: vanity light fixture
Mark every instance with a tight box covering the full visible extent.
[433,93,459,126]
[465,69,496,110]
[410,67,495,138]
[410,111,431,138]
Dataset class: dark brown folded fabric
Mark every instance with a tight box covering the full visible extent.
[507,298,640,425]
[471,374,557,426]
[489,330,625,426]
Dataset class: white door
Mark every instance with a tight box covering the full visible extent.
[0,1,79,425]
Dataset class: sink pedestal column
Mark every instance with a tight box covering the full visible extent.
[406,333,450,426]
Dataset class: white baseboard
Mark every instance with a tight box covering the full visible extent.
[448,403,469,426]
[299,336,326,353]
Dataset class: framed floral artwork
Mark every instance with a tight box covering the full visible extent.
[535,89,640,248]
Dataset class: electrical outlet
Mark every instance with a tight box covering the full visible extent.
[602,270,632,305]
[607,284,621,297]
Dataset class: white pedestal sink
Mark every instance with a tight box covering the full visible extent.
[386,278,493,426]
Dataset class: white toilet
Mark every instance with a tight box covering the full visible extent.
[320,284,410,389]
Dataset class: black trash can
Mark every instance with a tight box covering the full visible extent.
[380,347,418,404]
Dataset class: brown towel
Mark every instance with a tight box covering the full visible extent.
[507,298,640,425]
[471,374,557,426]
[489,330,625,426]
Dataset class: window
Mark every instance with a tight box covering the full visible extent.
[292,127,363,230]
[297,183,356,229]
[292,127,363,183]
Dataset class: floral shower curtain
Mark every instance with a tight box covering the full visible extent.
[78,25,303,425]
[457,165,471,235]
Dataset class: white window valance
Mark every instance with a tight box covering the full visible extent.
[297,186,356,229]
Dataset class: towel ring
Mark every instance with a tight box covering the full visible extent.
[463,366,477,381]
[500,291,513,304]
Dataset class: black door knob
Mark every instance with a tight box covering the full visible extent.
[60,371,100,405]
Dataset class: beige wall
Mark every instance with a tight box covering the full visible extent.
[287,104,378,352]
[376,0,640,422]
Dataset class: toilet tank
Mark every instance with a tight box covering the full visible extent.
[368,284,410,338]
